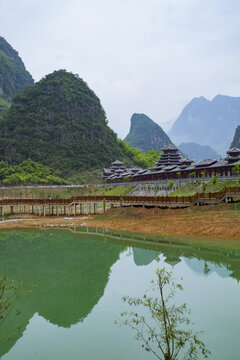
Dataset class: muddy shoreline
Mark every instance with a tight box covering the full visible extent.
[0,204,239,245]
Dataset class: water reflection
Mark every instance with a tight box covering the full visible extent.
[124,231,240,281]
[0,227,240,359]
[0,229,123,357]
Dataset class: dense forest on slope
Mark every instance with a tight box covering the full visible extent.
[125,113,173,152]
[0,159,66,185]
[0,70,140,174]
[0,95,10,118]
[0,36,34,100]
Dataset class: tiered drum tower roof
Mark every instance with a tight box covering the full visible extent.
[103,145,240,183]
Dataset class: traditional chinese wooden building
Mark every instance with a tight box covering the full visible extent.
[103,146,240,183]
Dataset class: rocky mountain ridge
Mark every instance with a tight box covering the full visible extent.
[169,94,240,155]
[231,126,240,149]
[125,113,173,152]
[0,36,34,100]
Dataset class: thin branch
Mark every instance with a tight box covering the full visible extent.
[130,325,162,360]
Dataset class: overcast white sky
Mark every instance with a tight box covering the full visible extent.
[1,0,240,138]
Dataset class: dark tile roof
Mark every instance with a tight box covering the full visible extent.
[208,158,229,168]
[194,159,217,167]
[226,147,240,155]
[161,144,179,152]
[111,159,124,165]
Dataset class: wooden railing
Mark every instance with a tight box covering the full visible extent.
[0,187,239,206]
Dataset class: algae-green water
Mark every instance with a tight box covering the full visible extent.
[0,228,240,360]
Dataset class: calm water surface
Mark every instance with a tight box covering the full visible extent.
[0,228,240,360]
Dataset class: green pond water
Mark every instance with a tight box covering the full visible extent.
[0,228,240,360]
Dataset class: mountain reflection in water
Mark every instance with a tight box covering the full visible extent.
[0,227,240,358]
[0,229,123,357]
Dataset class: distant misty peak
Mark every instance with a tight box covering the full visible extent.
[169,94,240,156]
[178,142,218,162]
[212,94,240,103]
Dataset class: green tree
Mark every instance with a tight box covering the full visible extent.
[232,164,240,177]
[200,171,207,192]
[189,172,195,181]
[147,184,152,192]
[201,170,206,179]
[176,172,182,188]
[116,268,210,360]
[168,181,174,193]
[212,174,219,187]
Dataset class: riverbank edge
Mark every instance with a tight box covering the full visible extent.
[0,206,239,249]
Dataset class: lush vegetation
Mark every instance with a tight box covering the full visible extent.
[0,159,67,185]
[0,96,10,119]
[125,113,173,152]
[119,141,161,168]
[68,169,103,184]
[22,183,135,199]
[87,184,135,196]
[170,178,240,197]
[0,36,33,100]
[0,70,141,174]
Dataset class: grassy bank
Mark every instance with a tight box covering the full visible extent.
[170,178,240,197]
[0,184,135,199]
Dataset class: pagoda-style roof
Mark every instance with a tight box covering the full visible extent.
[111,159,124,166]
[156,151,182,166]
[224,147,240,163]
[226,147,240,155]
[163,165,178,171]
[194,159,217,167]
[150,165,162,170]
[130,167,142,172]
[161,144,179,152]
[208,158,228,168]
[180,158,194,165]
[138,169,148,174]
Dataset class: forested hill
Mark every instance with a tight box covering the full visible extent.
[0,70,138,174]
[0,36,34,100]
[0,96,10,119]
[125,113,173,152]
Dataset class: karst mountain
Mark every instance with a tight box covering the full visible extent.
[0,36,33,118]
[0,70,135,173]
[125,113,173,152]
[169,95,240,155]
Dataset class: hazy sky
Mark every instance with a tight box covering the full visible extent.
[1,0,240,138]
